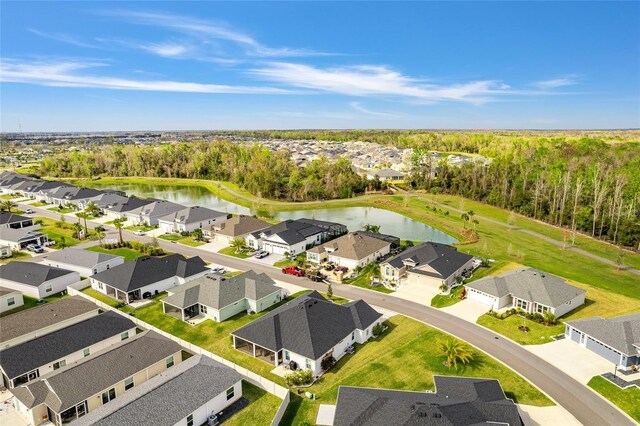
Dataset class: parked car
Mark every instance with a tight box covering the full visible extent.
[308,272,328,282]
[324,264,335,271]
[142,291,152,299]
[134,230,145,236]
[254,250,269,259]
[334,266,349,273]
[210,266,224,273]
[27,244,44,253]
[282,266,305,276]
[25,208,35,214]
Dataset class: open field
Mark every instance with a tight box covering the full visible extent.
[587,376,640,422]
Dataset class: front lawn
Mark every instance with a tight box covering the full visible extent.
[273,258,296,268]
[477,314,565,345]
[85,245,146,261]
[158,233,205,247]
[125,224,157,232]
[225,382,283,426]
[30,201,50,207]
[0,250,30,264]
[218,246,252,259]
[47,206,77,214]
[587,376,640,422]
[344,273,394,294]
[280,315,552,425]
[431,285,465,308]
[37,217,87,247]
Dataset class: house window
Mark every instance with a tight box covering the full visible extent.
[284,351,290,362]
[186,414,194,426]
[124,377,134,391]
[45,284,52,293]
[76,401,87,418]
[7,297,15,306]
[200,305,207,314]
[101,388,116,404]
[226,386,235,401]
[306,359,312,370]
[536,304,548,314]
[166,355,174,368]
[98,282,104,290]
[120,331,129,341]
[83,348,90,357]
[516,299,528,310]
[53,360,66,370]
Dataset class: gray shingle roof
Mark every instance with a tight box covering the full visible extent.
[375,168,405,178]
[132,200,184,218]
[383,243,474,279]
[90,254,208,292]
[0,226,46,243]
[75,355,242,426]
[158,206,229,225]
[105,196,160,213]
[0,286,20,297]
[163,270,280,310]
[213,215,271,237]
[0,262,76,287]
[567,313,640,355]
[0,311,135,379]
[308,232,391,261]
[10,330,182,412]
[43,248,123,269]
[333,376,522,426]
[232,291,381,359]
[0,211,30,225]
[465,267,586,309]
[0,296,98,343]
[258,219,324,245]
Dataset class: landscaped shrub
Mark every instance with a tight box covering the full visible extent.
[180,230,190,237]
[284,369,314,387]
[321,356,336,371]
[487,308,557,326]
[372,322,387,337]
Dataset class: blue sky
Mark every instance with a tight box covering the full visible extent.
[1,1,639,131]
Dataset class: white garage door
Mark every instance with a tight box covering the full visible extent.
[467,289,497,308]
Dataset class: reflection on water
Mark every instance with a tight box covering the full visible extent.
[87,182,457,243]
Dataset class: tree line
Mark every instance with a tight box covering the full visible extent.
[38,141,367,201]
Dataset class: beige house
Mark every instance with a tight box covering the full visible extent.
[204,215,271,244]
[11,330,183,426]
[307,232,392,270]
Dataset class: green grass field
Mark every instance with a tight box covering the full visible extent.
[85,245,146,261]
[0,250,30,264]
[157,233,205,247]
[47,206,77,214]
[343,273,394,294]
[477,315,566,345]
[587,376,640,422]
[225,382,282,426]
[218,246,252,259]
[431,285,465,308]
[37,217,85,247]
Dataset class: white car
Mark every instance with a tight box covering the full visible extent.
[134,230,145,236]
[25,208,35,214]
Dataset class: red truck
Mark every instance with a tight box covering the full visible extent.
[282,266,305,276]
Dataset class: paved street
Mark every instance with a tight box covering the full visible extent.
[17,202,636,426]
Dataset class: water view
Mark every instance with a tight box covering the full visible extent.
[87,182,457,244]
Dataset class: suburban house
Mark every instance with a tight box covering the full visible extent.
[333,376,522,426]
[380,242,475,289]
[307,232,392,269]
[204,215,271,244]
[565,314,640,369]
[353,230,400,248]
[24,181,69,201]
[0,286,23,313]
[10,330,183,426]
[0,211,33,229]
[367,168,405,181]
[102,196,160,220]
[0,244,11,259]
[42,248,125,277]
[58,188,105,209]
[0,311,136,389]
[162,270,282,322]
[247,218,347,255]
[0,225,49,250]
[465,267,586,317]
[0,172,34,194]
[1,296,99,349]
[0,262,80,299]
[157,206,230,234]
[84,192,130,214]
[125,200,185,226]
[46,185,81,206]
[89,254,210,304]
[75,355,243,426]
[231,291,383,375]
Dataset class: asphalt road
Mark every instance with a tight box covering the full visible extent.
[21,204,636,426]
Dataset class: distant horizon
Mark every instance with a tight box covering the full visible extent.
[2,2,639,131]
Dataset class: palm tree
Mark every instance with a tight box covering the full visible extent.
[113,217,125,243]
[471,219,479,232]
[363,224,381,233]
[1,200,17,212]
[95,226,105,245]
[192,228,204,242]
[438,338,474,369]
[460,213,469,229]
[77,212,89,237]
[230,237,245,253]
[85,201,100,218]
[72,222,83,239]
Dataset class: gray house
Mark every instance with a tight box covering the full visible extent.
[465,267,586,318]
[162,270,282,322]
[0,225,48,250]
[0,262,80,299]
[333,376,523,426]
[125,200,185,226]
[74,355,242,426]
[565,314,640,369]
[157,206,230,234]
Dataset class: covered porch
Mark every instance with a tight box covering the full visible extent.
[232,335,281,366]
[162,301,202,323]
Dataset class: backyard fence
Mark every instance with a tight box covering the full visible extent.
[67,286,291,425]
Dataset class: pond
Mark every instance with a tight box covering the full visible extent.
[86,182,457,244]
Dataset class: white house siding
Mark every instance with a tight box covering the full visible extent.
[466,287,499,309]
[2,309,100,350]
[0,272,80,299]
[173,380,242,426]
[0,291,23,313]
[91,271,208,302]
[553,292,586,318]
[251,291,282,313]
[43,257,125,278]
[263,233,322,256]
[406,272,443,289]
[158,220,175,234]
[217,299,250,322]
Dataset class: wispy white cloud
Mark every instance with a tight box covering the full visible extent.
[28,28,98,49]
[139,42,191,58]
[349,102,402,118]
[104,10,334,58]
[0,59,294,95]
[532,75,579,89]
[250,63,515,104]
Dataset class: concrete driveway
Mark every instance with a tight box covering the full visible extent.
[441,298,489,323]
[525,338,614,384]
[393,281,440,307]
[199,240,228,253]
[518,404,581,426]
